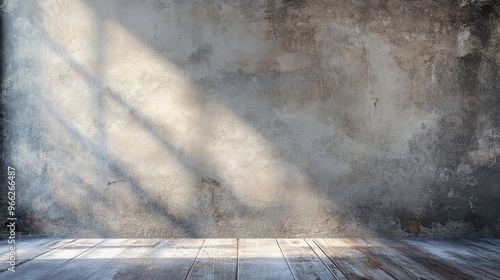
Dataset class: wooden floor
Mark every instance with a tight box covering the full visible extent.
[1,238,499,279]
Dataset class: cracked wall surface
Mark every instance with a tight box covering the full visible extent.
[1,0,499,238]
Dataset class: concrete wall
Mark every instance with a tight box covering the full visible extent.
[2,0,499,238]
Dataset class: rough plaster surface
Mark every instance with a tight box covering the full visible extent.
[1,0,499,238]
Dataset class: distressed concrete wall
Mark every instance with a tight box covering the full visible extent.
[1,0,499,238]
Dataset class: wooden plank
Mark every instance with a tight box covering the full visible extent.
[87,239,204,280]
[313,238,395,279]
[1,237,495,279]
[449,239,500,278]
[403,239,500,279]
[481,238,500,247]
[343,239,418,279]
[86,239,161,280]
[356,238,451,280]
[37,239,134,280]
[0,239,103,279]
[385,239,478,279]
[146,239,205,279]
[458,239,500,259]
[305,239,347,280]
[186,239,237,280]
[0,239,74,272]
[0,238,67,258]
[238,239,294,280]
[278,239,336,280]
[0,238,43,255]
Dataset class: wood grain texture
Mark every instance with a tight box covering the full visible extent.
[356,238,448,280]
[455,239,500,260]
[1,238,499,280]
[403,239,500,279]
[342,238,418,279]
[305,239,348,280]
[87,239,205,280]
[146,238,205,279]
[238,239,294,280]
[0,239,74,272]
[86,239,161,280]
[186,239,237,280]
[38,239,134,280]
[0,238,43,256]
[278,239,336,280]
[314,238,395,279]
[386,239,478,279]
[0,239,103,280]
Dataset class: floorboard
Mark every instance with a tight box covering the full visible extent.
[38,239,134,280]
[372,238,456,279]
[278,239,336,280]
[147,239,205,279]
[1,238,498,280]
[237,239,294,280]
[0,239,74,272]
[186,239,237,280]
[0,238,43,256]
[314,238,395,279]
[456,239,500,260]
[0,239,103,280]
[305,239,347,280]
[403,239,500,280]
[86,239,161,280]
[386,239,478,279]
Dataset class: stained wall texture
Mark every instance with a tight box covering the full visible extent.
[1,0,499,238]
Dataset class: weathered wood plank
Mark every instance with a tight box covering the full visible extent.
[146,239,205,279]
[0,238,43,255]
[480,238,500,247]
[314,238,395,279]
[457,239,500,259]
[38,239,134,280]
[87,239,204,280]
[86,239,161,280]
[278,239,336,280]
[356,238,450,280]
[185,239,237,280]
[342,239,418,279]
[0,239,74,272]
[0,239,103,280]
[305,239,347,280]
[449,239,500,278]
[386,239,478,279]
[238,239,294,280]
[1,238,498,279]
[403,239,500,279]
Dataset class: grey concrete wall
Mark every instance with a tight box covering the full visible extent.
[1,0,499,238]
